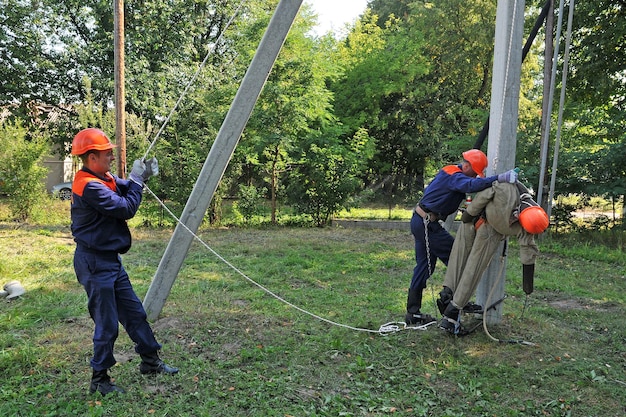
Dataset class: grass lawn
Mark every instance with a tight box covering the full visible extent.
[0,199,625,416]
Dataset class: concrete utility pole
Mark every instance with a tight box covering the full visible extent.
[114,0,127,177]
[537,0,555,209]
[476,0,526,324]
[143,0,304,321]
[538,0,566,208]
[547,0,575,220]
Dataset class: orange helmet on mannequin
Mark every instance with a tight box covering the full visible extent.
[519,206,549,234]
[71,128,115,156]
[462,149,488,177]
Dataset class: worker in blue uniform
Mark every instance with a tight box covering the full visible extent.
[405,149,518,325]
[70,128,178,396]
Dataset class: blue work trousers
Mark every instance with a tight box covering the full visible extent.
[409,212,455,291]
[74,249,161,371]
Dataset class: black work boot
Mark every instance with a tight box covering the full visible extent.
[89,369,125,396]
[439,303,469,336]
[437,286,453,315]
[405,288,435,325]
[139,352,179,375]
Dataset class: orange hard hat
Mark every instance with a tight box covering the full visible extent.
[71,128,115,156]
[462,149,488,177]
[519,206,549,234]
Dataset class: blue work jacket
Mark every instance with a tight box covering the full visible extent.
[71,167,143,254]
[420,165,498,218]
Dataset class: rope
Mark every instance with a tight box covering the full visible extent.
[132,1,428,337]
[144,185,424,336]
[141,0,246,160]
[520,293,530,320]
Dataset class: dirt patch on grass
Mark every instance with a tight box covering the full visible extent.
[152,316,182,332]
[547,298,620,312]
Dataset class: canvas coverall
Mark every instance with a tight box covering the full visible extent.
[442,182,539,309]
[71,167,161,371]
[410,165,499,292]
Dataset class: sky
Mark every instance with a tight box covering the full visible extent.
[306,0,369,36]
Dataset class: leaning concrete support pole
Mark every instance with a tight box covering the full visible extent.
[143,0,303,321]
[476,0,525,325]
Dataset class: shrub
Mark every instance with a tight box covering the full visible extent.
[234,184,267,223]
[0,121,49,221]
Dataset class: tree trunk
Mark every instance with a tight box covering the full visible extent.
[270,144,280,225]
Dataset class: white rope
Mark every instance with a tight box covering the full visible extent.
[144,185,422,336]
[142,0,246,159]
[129,0,427,336]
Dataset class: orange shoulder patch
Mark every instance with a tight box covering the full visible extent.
[442,165,462,175]
[71,170,116,197]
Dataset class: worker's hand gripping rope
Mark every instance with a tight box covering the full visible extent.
[129,157,159,186]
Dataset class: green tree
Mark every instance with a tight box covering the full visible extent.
[0,121,49,221]
[0,0,251,163]
[240,3,340,224]
[567,0,626,112]
[538,1,626,222]
[334,0,497,204]
[332,11,430,203]
[234,184,267,224]
[286,128,373,227]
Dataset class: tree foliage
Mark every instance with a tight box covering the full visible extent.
[548,0,626,217]
[286,128,373,227]
[244,6,338,223]
[0,0,624,224]
[567,0,626,112]
[0,121,49,221]
[333,0,497,201]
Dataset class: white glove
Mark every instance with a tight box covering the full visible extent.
[129,159,146,185]
[143,157,159,179]
[497,169,518,183]
[129,157,159,185]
